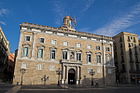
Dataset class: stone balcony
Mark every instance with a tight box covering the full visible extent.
[60,59,82,65]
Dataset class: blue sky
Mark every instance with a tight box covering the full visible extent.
[0,0,140,53]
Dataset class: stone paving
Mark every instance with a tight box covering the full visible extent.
[0,84,140,93]
[5,86,21,93]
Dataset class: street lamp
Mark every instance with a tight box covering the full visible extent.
[20,68,26,85]
[89,70,95,86]
[41,75,49,85]
[56,68,62,86]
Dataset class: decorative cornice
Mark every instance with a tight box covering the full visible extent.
[20,22,112,40]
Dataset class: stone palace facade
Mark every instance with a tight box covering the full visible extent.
[13,16,115,86]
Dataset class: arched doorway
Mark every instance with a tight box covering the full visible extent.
[68,69,76,84]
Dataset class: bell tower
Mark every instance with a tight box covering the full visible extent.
[63,16,76,30]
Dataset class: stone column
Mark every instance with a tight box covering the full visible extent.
[62,65,65,84]
[67,51,70,60]
[65,66,67,84]
[76,66,79,85]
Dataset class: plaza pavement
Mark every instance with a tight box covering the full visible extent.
[0,84,140,93]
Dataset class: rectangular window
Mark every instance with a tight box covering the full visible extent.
[133,37,136,42]
[36,64,43,70]
[76,52,81,61]
[51,49,56,59]
[62,51,68,60]
[23,47,29,57]
[120,43,123,48]
[87,54,91,63]
[128,36,130,41]
[51,40,56,45]
[21,63,27,69]
[63,42,68,46]
[87,68,93,73]
[106,47,110,52]
[25,36,30,41]
[37,49,43,58]
[76,43,81,48]
[96,55,101,63]
[96,46,101,50]
[120,37,122,42]
[39,38,44,43]
[87,45,92,49]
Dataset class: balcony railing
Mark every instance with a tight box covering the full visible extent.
[60,59,82,65]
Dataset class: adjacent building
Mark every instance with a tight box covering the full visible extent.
[13,16,115,86]
[0,26,10,82]
[113,32,140,84]
[139,40,140,51]
[6,53,15,82]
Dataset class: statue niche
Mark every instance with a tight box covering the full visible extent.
[70,51,75,60]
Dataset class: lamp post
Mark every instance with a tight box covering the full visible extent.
[20,68,26,85]
[41,75,49,85]
[56,68,62,86]
[89,70,95,86]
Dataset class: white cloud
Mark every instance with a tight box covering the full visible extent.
[0,21,6,25]
[94,3,140,36]
[78,27,91,33]
[0,8,8,16]
[52,0,95,26]
[52,1,67,25]
[82,0,95,12]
